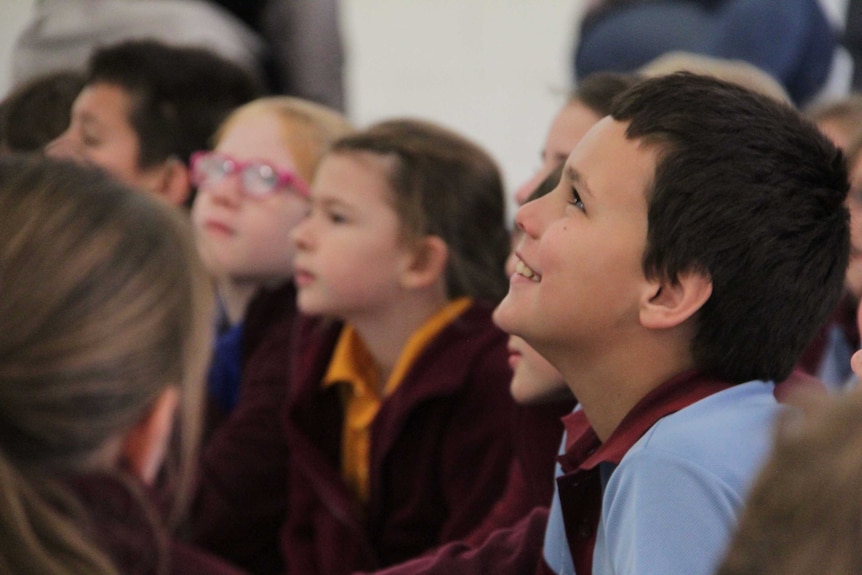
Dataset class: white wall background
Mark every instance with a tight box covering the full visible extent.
[0,1,586,211]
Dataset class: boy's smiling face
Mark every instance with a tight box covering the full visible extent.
[495,117,658,370]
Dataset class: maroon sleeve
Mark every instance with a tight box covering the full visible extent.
[434,341,518,543]
[357,507,550,575]
[170,540,250,575]
[458,398,574,548]
[189,317,295,572]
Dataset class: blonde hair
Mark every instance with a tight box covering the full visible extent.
[0,156,214,574]
[828,100,862,167]
[639,51,791,103]
[214,96,354,183]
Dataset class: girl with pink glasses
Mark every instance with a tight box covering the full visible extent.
[190,97,352,426]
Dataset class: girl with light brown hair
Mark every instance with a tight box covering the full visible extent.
[0,156,238,574]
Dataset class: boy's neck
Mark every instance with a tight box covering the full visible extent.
[345,289,450,388]
[554,329,696,442]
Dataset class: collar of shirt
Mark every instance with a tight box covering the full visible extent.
[321,297,472,502]
[558,369,734,476]
[553,369,734,575]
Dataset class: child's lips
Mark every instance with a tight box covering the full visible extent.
[203,219,235,236]
[506,347,522,369]
[293,268,315,287]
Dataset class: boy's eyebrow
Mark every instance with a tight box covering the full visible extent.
[565,165,592,199]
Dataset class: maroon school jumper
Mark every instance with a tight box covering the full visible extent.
[70,474,246,575]
[464,398,576,547]
[282,301,517,575]
[191,283,300,573]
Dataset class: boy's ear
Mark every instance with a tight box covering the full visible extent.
[152,157,192,206]
[120,387,179,485]
[400,235,449,290]
[639,270,712,330]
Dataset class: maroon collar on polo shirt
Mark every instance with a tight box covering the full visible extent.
[559,369,734,473]
[555,369,734,575]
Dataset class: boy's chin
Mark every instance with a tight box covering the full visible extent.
[492,296,526,337]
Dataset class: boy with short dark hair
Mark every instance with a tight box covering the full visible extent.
[47,39,260,206]
[494,71,849,575]
[0,71,84,154]
[367,72,849,575]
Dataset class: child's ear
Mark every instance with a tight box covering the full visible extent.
[120,387,179,485]
[639,270,712,330]
[152,157,192,206]
[400,235,449,290]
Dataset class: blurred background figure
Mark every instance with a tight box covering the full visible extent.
[793,93,862,390]
[715,311,862,575]
[513,71,641,206]
[807,92,862,149]
[574,0,843,107]
[0,70,84,154]
[0,155,243,574]
[204,0,346,110]
[189,96,352,431]
[12,0,266,89]
[45,38,261,207]
[638,51,791,103]
[10,0,345,110]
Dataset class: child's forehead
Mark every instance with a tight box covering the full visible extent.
[325,149,395,174]
[567,118,654,175]
[563,118,657,206]
[317,151,398,195]
[314,151,398,201]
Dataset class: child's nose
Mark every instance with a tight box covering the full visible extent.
[291,213,313,250]
[205,174,243,206]
[45,132,88,164]
[514,194,547,239]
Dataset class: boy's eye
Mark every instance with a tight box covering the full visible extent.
[569,187,586,212]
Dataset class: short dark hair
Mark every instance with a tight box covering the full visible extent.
[87,39,261,168]
[0,72,84,153]
[611,72,849,383]
[330,119,510,304]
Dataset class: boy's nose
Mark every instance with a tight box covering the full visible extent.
[514,194,546,239]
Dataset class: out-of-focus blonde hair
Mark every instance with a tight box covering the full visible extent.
[214,96,354,183]
[0,156,214,574]
[639,51,791,104]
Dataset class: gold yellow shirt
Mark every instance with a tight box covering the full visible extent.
[322,297,472,504]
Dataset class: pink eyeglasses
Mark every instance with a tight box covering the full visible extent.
[190,151,310,199]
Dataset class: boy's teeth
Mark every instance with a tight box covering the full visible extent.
[516,259,540,282]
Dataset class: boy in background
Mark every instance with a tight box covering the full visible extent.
[47,38,260,206]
